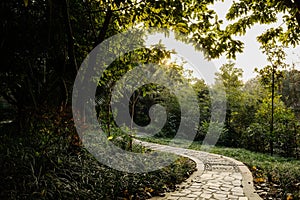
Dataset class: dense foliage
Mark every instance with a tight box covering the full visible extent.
[0,110,196,199]
[140,62,300,158]
[1,0,300,199]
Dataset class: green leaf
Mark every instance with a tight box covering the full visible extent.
[107,135,114,140]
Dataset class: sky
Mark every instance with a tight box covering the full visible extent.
[145,1,300,84]
[211,1,300,81]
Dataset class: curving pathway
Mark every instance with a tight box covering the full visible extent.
[135,140,262,200]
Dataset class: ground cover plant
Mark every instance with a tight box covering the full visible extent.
[0,110,196,200]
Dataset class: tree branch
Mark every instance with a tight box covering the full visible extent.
[88,1,143,14]
[283,0,300,26]
[94,8,113,47]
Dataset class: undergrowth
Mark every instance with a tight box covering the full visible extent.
[0,112,196,199]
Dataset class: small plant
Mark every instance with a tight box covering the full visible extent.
[0,111,196,199]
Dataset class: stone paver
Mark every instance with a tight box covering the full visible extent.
[135,140,262,200]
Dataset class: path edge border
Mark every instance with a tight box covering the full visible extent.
[134,140,262,200]
[219,155,263,200]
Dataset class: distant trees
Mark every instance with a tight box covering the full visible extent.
[212,62,300,158]
[192,79,211,141]
[281,69,300,119]
[214,62,244,146]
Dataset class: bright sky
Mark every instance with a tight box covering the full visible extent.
[145,1,300,84]
[211,1,300,81]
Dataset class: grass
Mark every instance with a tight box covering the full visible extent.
[1,108,298,200]
[139,136,300,199]
[0,122,196,199]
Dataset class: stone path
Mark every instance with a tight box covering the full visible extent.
[135,140,262,200]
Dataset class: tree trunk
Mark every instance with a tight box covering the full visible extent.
[94,8,113,47]
[270,65,275,156]
[62,0,78,73]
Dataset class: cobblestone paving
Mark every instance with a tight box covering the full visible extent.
[135,140,261,200]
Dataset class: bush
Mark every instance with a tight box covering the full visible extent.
[0,109,196,199]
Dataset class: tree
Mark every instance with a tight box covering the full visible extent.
[226,0,300,46]
[1,0,72,130]
[1,0,248,132]
[247,95,299,157]
[280,68,300,119]
[214,62,244,146]
[255,44,288,155]
[192,79,211,140]
[3,0,299,142]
